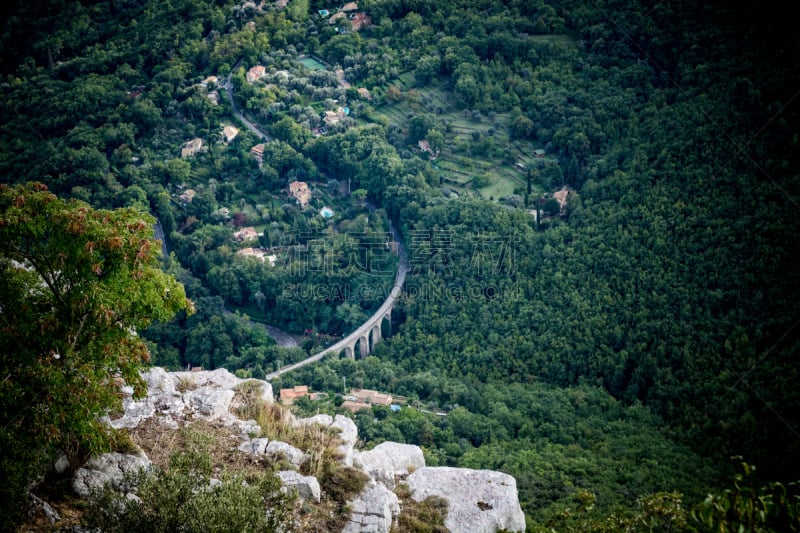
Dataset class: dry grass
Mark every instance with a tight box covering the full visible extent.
[229,384,370,532]
[129,417,270,479]
[175,375,198,393]
[392,483,449,533]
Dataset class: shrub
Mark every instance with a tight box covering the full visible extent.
[83,446,294,532]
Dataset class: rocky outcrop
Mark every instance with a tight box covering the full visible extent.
[266,440,306,468]
[294,413,359,466]
[355,442,424,488]
[239,437,269,454]
[109,367,273,431]
[72,452,151,498]
[405,467,526,533]
[28,493,60,524]
[277,470,321,502]
[342,480,400,533]
[69,367,525,533]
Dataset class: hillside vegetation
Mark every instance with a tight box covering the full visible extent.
[1,0,799,529]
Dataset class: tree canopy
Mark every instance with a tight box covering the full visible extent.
[0,182,190,528]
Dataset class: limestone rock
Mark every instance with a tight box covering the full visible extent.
[293,413,333,428]
[237,419,262,437]
[238,437,269,455]
[72,452,151,498]
[332,414,358,447]
[266,440,306,467]
[294,413,359,466]
[184,388,235,418]
[110,367,274,430]
[28,493,60,524]
[356,442,424,486]
[54,454,70,475]
[277,470,321,502]
[143,366,177,395]
[405,467,525,533]
[342,480,400,533]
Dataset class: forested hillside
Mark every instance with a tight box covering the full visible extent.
[2,0,799,529]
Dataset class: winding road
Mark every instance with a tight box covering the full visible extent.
[221,67,408,377]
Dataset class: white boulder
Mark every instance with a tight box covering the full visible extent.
[342,480,400,533]
[266,440,306,468]
[238,437,269,455]
[356,442,425,487]
[72,452,151,498]
[405,467,525,533]
[277,470,321,502]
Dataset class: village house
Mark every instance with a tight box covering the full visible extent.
[342,388,393,413]
[323,107,349,126]
[341,2,358,12]
[553,187,571,211]
[418,139,439,159]
[181,138,203,158]
[350,12,371,31]
[237,247,277,266]
[233,226,259,243]
[222,125,239,143]
[357,87,371,100]
[350,388,393,405]
[178,188,196,206]
[246,65,267,83]
[280,385,317,404]
[250,143,266,166]
[201,76,218,88]
[289,180,311,207]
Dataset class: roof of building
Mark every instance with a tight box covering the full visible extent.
[234,227,259,242]
[289,181,312,207]
[342,400,371,412]
[350,388,393,405]
[246,65,267,83]
[280,385,314,404]
[223,125,239,143]
[181,138,203,158]
[178,188,197,203]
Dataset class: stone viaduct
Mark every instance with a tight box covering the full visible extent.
[223,67,407,381]
[264,223,407,380]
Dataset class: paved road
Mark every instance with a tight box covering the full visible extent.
[265,325,302,348]
[222,69,273,141]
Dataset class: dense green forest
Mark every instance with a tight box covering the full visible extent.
[2,0,799,529]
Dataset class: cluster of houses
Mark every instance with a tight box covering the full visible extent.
[279,385,319,404]
[342,388,396,412]
[279,385,400,413]
[318,2,371,31]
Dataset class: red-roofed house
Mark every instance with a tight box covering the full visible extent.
[246,65,267,83]
[251,143,266,166]
[280,385,317,404]
[289,180,311,207]
[234,227,259,243]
